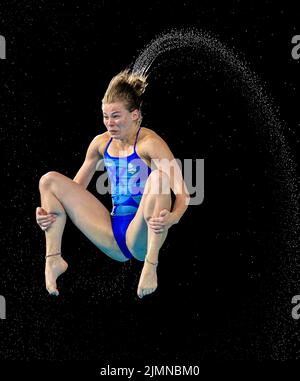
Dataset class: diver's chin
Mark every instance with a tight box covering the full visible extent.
[109,131,121,139]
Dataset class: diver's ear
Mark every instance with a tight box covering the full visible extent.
[131,108,140,121]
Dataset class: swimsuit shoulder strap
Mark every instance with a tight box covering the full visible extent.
[133,127,142,151]
[103,136,113,156]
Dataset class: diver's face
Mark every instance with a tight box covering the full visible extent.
[102,102,138,139]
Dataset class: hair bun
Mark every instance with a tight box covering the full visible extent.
[127,73,148,97]
[102,69,148,111]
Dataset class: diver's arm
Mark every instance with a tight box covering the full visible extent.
[145,135,190,226]
[73,135,103,189]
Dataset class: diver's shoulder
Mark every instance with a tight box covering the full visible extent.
[140,127,163,142]
[90,132,110,142]
[92,132,111,156]
[140,127,167,146]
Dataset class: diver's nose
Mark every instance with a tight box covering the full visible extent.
[108,117,116,126]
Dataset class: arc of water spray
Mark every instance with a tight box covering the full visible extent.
[132,28,299,226]
[131,28,300,359]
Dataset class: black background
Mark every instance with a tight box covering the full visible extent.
[1,0,300,372]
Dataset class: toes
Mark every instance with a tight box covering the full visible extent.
[47,286,59,296]
[138,286,158,299]
[146,287,157,295]
[143,289,151,295]
[139,288,153,297]
[137,287,143,299]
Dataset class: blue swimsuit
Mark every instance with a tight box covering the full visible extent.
[103,127,152,259]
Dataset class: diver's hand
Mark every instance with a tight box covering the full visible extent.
[36,207,56,231]
[148,209,174,234]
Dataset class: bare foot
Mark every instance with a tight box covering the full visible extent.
[137,261,158,299]
[45,256,68,296]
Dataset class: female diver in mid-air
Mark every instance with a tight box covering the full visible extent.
[36,69,190,298]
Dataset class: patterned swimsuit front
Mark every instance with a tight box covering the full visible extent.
[103,127,152,259]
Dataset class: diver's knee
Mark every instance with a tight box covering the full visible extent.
[149,169,169,182]
[39,171,61,190]
[147,169,170,194]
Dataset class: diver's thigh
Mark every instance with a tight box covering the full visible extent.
[41,171,128,262]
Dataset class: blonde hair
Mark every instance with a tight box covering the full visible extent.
[102,69,148,113]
